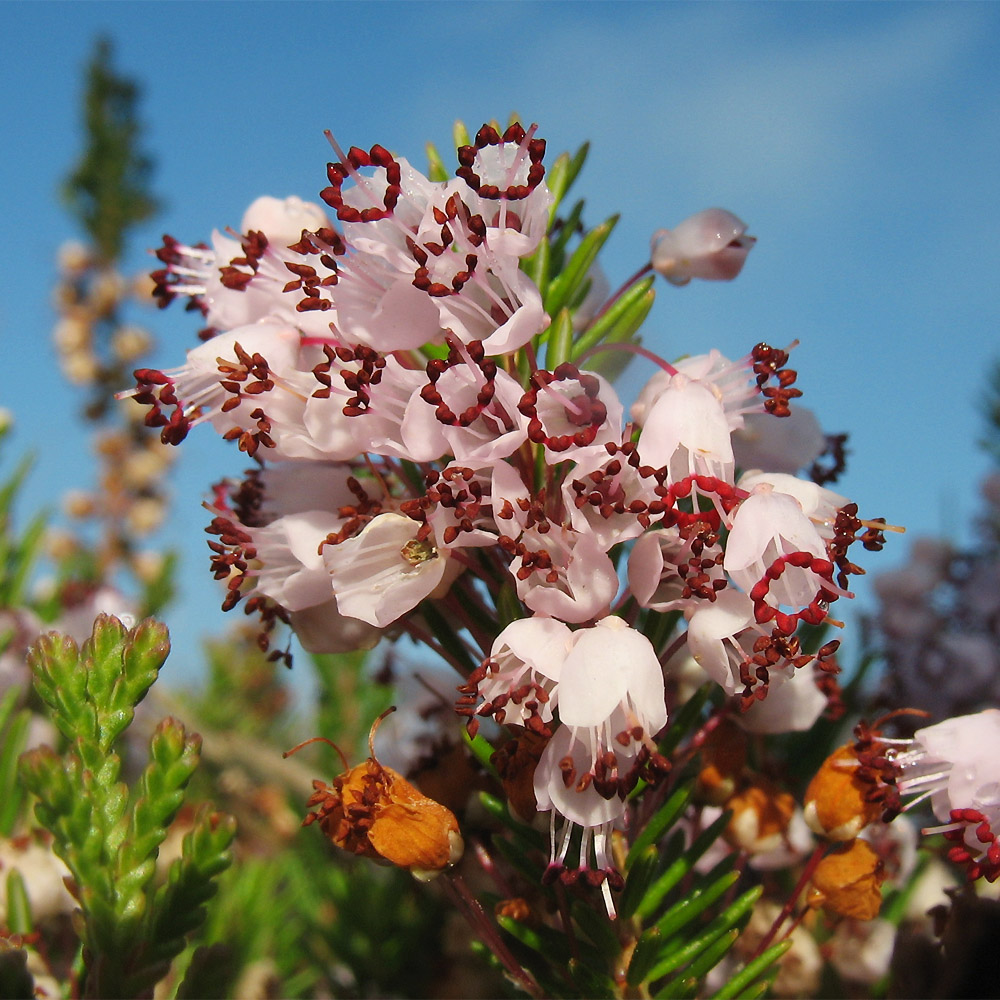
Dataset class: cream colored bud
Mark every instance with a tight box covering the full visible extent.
[53,314,93,353]
[129,271,158,304]
[126,497,165,535]
[96,430,130,459]
[45,529,81,561]
[63,490,97,519]
[131,549,166,583]
[61,350,99,385]
[57,240,91,275]
[122,448,168,488]
[91,269,125,314]
[111,324,153,362]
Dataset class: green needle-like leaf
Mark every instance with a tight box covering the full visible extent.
[647,885,762,983]
[571,899,620,960]
[547,198,585,269]
[652,869,740,941]
[634,811,731,922]
[5,868,34,935]
[497,914,572,965]
[544,216,618,317]
[713,939,793,999]
[626,785,692,868]
[544,308,575,370]
[570,275,654,362]
[655,929,739,998]
[620,845,660,923]
[521,232,550,291]
[628,925,666,988]
[425,141,448,182]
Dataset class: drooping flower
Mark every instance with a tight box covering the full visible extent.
[650,208,755,286]
[532,616,669,916]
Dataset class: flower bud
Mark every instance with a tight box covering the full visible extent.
[650,208,754,286]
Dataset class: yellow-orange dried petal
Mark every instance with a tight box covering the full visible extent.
[366,765,463,878]
[809,839,885,920]
[803,744,882,841]
[725,777,796,854]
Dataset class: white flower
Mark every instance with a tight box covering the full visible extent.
[461,616,573,735]
[725,484,844,630]
[532,617,668,916]
[650,208,755,286]
[732,407,827,474]
[637,374,734,485]
[895,708,1000,881]
[323,512,452,628]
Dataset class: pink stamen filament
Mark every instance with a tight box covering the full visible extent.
[539,380,587,419]
[575,340,678,377]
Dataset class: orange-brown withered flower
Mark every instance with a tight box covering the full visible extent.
[285,707,463,880]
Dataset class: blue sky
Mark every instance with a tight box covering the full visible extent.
[2,2,999,680]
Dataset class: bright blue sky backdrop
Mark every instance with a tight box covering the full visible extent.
[2,2,999,679]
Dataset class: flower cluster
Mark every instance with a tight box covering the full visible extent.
[124,120,890,915]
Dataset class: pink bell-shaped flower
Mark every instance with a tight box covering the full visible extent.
[650,209,755,286]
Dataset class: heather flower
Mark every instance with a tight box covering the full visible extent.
[895,708,1000,882]
[628,523,727,614]
[650,208,755,286]
[636,374,734,484]
[323,512,455,629]
[732,407,827,474]
[532,616,668,916]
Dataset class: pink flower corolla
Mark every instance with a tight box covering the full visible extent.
[152,197,338,337]
[323,512,457,628]
[319,138,549,356]
[403,341,530,465]
[203,463,382,653]
[519,365,624,464]
[632,344,803,437]
[895,709,1000,882]
[532,616,669,916]
[305,352,428,461]
[685,590,762,697]
[650,208,755,287]
[562,443,660,550]
[458,616,573,736]
[492,463,618,623]
[732,407,827,475]
[724,484,847,630]
[509,525,618,623]
[627,522,726,613]
[251,510,344,612]
[419,464,498,550]
[684,589,830,706]
[454,122,552,259]
[632,350,757,432]
[127,320,325,457]
[636,374,734,485]
[736,471,848,540]
[287,599,382,655]
[735,663,828,734]
[242,195,330,245]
